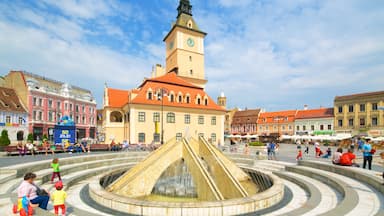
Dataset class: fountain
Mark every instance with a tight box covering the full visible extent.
[89,137,284,215]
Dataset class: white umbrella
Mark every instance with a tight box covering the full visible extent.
[250,134,258,138]
[233,134,242,138]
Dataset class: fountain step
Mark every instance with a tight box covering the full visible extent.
[273,171,340,216]
[286,165,383,216]
[263,179,308,216]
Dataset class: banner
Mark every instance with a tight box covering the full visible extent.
[155,122,159,134]
[54,125,76,145]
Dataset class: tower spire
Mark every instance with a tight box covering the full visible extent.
[177,0,192,18]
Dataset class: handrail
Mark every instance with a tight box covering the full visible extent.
[182,138,224,201]
[198,136,248,197]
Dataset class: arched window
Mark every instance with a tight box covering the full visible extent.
[178,95,182,103]
[185,95,190,103]
[197,98,201,105]
[110,111,123,122]
[167,112,175,123]
[204,98,208,106]
[147,91,153,100]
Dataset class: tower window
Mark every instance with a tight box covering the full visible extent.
[189,56,192,61]
[190,70,193,75]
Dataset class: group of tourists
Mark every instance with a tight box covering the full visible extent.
[330,138,376,169]
[15,158,67,215]
[15,139,90,157]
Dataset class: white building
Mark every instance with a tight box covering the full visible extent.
[0,87,28,143]
[294,108,334,135]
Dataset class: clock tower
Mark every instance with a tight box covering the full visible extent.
[163,0,207,88]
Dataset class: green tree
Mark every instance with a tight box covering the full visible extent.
[27,133,34,143]
[0,129,11,146]
[42,134,48,141]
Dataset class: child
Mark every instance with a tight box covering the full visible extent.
[51,158,62,183]
[51,181,67,216]
[296,149,303,161]
[322,148,332,158]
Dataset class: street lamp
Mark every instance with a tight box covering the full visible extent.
[157,88,168,145]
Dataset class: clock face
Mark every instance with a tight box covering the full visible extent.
[187,38,195,47]
[168,41,174,50]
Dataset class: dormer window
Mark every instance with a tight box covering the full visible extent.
[186,95,190,103]
[197,98,201,105]
[187,20,193,28]
[204,98,208,106]
[178,95,182,103]
[170,94,175,102]
[147,91,153,100]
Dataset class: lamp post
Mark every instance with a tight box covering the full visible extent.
[157,88,168,145]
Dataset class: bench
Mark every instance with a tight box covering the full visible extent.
[4,145,64,156]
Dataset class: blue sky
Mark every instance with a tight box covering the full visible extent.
[0,0,383,111]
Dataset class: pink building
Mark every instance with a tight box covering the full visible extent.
[4,71,97,141]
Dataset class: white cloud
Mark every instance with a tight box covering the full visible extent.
[217,0,252,7]
[41,0,114,19]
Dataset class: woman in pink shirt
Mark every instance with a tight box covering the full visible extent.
[17,172,50,210]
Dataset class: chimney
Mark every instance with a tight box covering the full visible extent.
[304,104,308,110]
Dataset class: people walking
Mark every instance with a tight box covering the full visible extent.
[267,142,276,160]
[304,140,309,155]
[362,138,373,170]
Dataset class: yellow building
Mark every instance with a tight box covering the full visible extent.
[102,0,225,145]
[334,91,384,137]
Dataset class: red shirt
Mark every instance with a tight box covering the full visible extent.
[339,152,356,166]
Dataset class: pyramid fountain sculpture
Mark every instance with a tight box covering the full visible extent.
[89,137,284,215]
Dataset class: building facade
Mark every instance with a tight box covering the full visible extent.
[294,108,334,135]
[0,87,28,142]
[257,110,297,136]
[231,109,261,135]
[334,91,384,137]
[102,0,225,145]
[4,71,97,140]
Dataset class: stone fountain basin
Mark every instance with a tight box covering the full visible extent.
[89,167,284,216]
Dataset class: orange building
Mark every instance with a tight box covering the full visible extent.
[231,109,261,135]
[257,110,298,136]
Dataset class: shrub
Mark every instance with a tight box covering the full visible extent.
[248,141,265,147]
[0,129,11,146]
[42,134,48,141]
[27,133,34,143]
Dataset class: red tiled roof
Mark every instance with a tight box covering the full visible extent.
[296,108,334,120]
[232,109,261,125]
[257,110,297,124]
[107,88,130,108]
[130,73,224,111]
[0,87,27,113]
[140,72,201,89]
[335,90,384,101]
